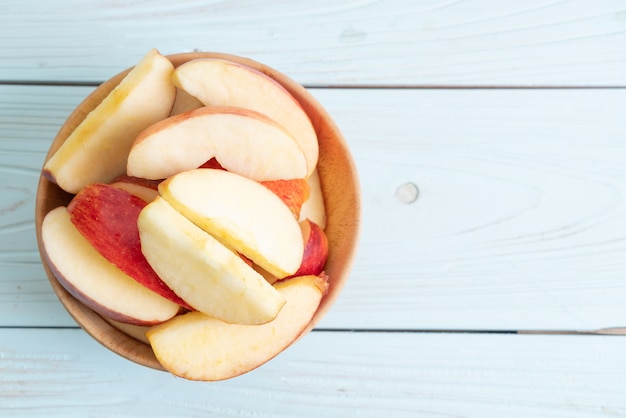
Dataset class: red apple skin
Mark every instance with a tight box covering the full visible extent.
[239,253,254,267]
[288,219,329,278]
[41,207,180,326]
[260,178,310,219]
[67,183,192,310]
[43,253,163,326]
[199,158,225,170]
[197,158,310,218]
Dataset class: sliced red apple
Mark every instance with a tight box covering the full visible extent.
[289,219,329,277]
[254,219,329,283]
[260,178,310,219]
[41,207,180,326]
[43,49,176,194]
[172,58,318,177]
[159,168,304,278]
[299,168,327,229]
[147,274,328,381]
[110,175,160,202]
[111,174,161,190]
[252,264,280,285]
[137,197,285,325]
[67,183,191,309]
[194,159,309,218]
[105,317,151,345]
[170,87,203,116]
[127,106,307,181]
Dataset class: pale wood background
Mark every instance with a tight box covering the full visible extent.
[1,0,626,86]
[1,0,626,416]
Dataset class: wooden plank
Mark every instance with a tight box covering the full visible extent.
[0,86,94,326]
[1,85,625,331]
[1,0,626,86]
[312,87,626,332]
[1,329,626,417]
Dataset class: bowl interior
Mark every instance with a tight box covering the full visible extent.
[35,52,361,371]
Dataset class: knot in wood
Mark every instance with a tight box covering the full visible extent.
[395,182,419,204]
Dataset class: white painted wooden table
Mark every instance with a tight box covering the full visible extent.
[2,1,626,416]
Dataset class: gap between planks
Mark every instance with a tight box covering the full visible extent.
[1,325,625,336]
[2,80,626,89]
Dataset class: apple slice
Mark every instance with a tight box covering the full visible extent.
[110,179,160,203]
[194,159,310,218]
[127,106,307,181]
[254,219,329,283]
[172,58,318,177]
[260,178,310,219]
[110,174,160,202]
[252,264,280,285]
[147,274,328,381]
[299,168,326,229]
[159,168,304,278]
[105,318,151,345]
[43,49,176,194]
[67,183,191,309]
[111,174,161,191]
[137,197,285,325]
[41,207,180,326]
[289,219,329,277]
[170,87,203,116]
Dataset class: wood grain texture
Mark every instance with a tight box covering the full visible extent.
[4,3,624,414]
[312,87,626,332]
[1,0,626,86]
[1,329,626,417]
[1,85,625,331]
[0,86,90,326]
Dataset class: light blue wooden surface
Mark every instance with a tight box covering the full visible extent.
[2,0,626,86]
[3,330,626,417]
[2,1,626,416]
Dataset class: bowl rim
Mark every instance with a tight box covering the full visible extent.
[35,50,361,372]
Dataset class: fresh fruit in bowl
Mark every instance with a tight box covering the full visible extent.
[35,49,360,381]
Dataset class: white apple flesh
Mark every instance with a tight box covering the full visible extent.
[147,274,328,381]
[137,197,285,325]
[43,49,176,194]
[127,106,307,181]
[159,168,304,278]
[105,317,151,345]
[298,168,327,229]
[172,58,318,177]
[41,207,180,326]
[110,175,160,203]
[110,181,159,203]
[170,87,204,116]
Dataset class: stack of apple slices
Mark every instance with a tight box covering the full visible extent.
[40,49,331,381]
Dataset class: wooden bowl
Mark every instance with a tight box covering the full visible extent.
[34,52,361,372]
